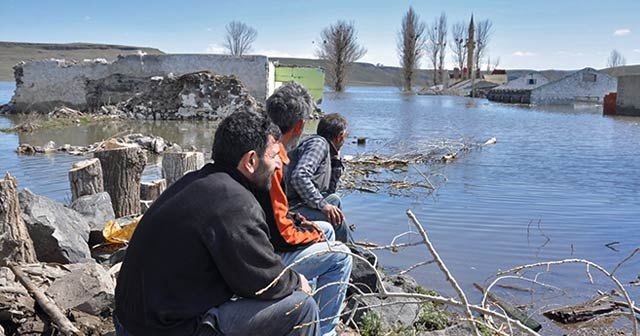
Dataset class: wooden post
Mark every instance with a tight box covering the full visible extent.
[94,145,147,218]
[68,158,104,201]
[0,172,38,264]
[162,152,204,186]
[140,179,166,201]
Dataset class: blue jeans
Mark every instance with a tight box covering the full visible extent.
[113,291,319,336]
[278,222,353,336]
[292,194,354,244]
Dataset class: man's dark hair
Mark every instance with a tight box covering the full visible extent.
[317,113,347,141]
[212,111,281,167]
[265,82,313,133]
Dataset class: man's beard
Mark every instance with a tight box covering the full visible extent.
[285,134,302,152]
[253,159,273,190]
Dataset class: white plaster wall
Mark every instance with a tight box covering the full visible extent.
[531,68,617,105]
[12,54,271,112]
[616,75,640,115]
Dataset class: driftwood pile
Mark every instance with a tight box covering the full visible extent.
[341,138,495,195]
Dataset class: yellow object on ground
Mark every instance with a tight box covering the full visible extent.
[103,216,142,244]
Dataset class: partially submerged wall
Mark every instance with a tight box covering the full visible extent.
[531,68,616,105]
[10,54,271,113]
[616,75,640,116]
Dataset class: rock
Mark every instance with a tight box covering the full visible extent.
[116,71,259,120]
[16,144,36,154]
[45,262,115,315]
[386,274,422,293]
[349,279,423,330]
[19,188,91,263]
[348,245,380,294]
[70,192,115,246]
[420,324,475,336]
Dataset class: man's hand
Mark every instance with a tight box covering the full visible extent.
[299,274,313,295]
[321,204,345,225]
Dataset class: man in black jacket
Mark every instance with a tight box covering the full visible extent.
[114,111,319,336]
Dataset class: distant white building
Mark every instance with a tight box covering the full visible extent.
[488,68,616,105]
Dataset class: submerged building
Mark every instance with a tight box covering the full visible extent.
[487,68,616,105]
[6,54,324,113]
[615,75,640,116]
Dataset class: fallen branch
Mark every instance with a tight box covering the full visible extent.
[6,261,81,336]
[406,209,480,336]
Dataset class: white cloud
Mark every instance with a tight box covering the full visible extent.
[206,27,212,32]
[205,44,226,54]
[557,50,583,57]
[513,51,536,57]
[614,28,631,36]
[634,49,640,53]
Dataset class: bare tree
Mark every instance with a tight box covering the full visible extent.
[397,7,427,92]
[425,13,447,86]
[426,22,439,86]
[223,21,257,56]
[474,19,493,77]
[608,49,627,68]
[436,13,448,86]
[450,22,467,75]
[316,20,367,92]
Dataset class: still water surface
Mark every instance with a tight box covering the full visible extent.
[1,82,639,329]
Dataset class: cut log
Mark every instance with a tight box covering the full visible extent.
[68,158,104,201]
[140,179,166,201]
[162,151,204,186]
[6,262,82,336]
[94,145,147,218]
[474,283,542,331]
[0,172,37,263]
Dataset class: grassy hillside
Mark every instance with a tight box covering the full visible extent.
[0,42,164,81]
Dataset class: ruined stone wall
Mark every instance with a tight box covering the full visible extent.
[616,75,640,116]
[11,54,271,113]
[531,68,617,105]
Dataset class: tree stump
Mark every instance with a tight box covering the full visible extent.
[68,158,104,201]
[0,172,38,263]
[94,145,147,218]
[162,152,205,186]
[140,179,166,201]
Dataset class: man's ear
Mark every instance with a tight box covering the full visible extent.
[237,150,258,175]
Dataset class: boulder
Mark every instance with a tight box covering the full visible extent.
[19,189,91,263]
[349,279,423,330]
[70,192,115,245]
[348,245,380,294]
[45,262,115,315]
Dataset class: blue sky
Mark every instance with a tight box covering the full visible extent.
[1,0,638,70]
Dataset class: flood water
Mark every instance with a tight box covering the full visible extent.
[1,82,639,332]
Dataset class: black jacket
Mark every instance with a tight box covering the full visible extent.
[115,163,300,336]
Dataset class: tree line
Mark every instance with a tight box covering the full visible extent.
[221,9,494,93]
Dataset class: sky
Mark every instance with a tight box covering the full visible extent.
[1,0,639,70]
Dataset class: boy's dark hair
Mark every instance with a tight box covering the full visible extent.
[317,113,347,142]
[212,111,281,167]
[265,82,313,133]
